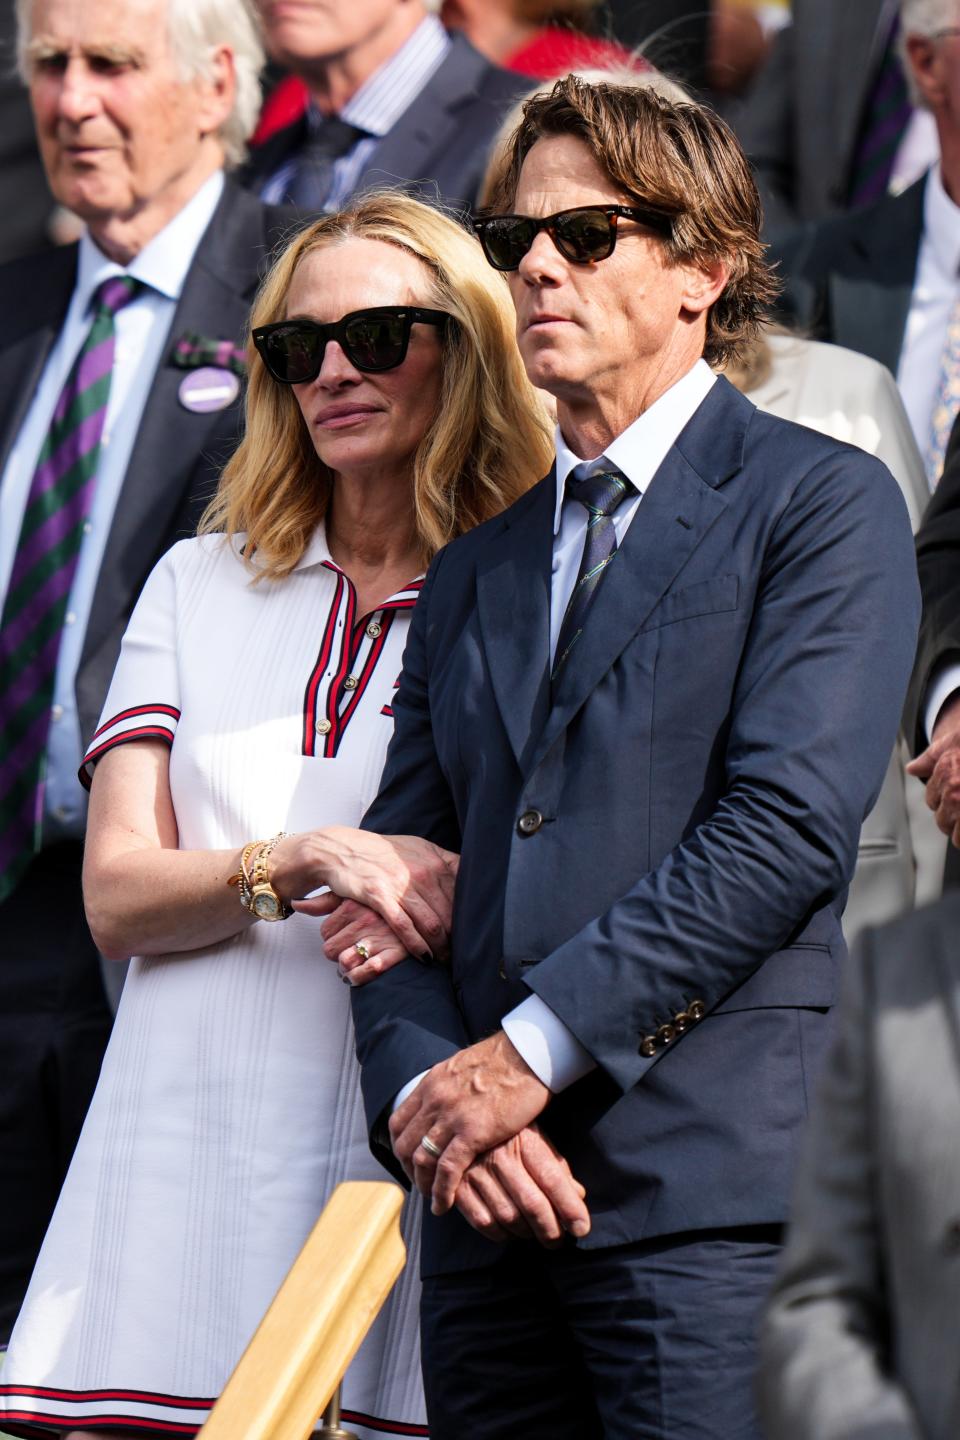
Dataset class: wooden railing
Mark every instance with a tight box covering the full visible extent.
[198,1181,406,1440]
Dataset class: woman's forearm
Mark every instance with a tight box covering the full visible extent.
[83,843,258,959]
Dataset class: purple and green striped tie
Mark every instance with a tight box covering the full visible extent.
[0,273,140,901]
[553,465,634,682]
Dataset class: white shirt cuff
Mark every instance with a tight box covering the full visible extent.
[924,663,960,742]
[391,1069,429,1113]
[502,994,596,1093]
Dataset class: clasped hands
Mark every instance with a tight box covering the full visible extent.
[271,825,591,1245]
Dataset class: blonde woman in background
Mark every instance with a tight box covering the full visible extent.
[0,193,552,1440]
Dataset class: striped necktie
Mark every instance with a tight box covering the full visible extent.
[553,464,635,681]
[0,273,140,901]
[848,15,912,209]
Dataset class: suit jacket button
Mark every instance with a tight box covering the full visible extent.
[688,999,706,1021]
[517,809,543,836]
[656,1023,676,1046]
[673,1010,691,1032]
[639,1035,658,1057]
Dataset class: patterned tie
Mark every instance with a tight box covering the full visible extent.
[848,15,913,209]
[281,116,368,211]
[553,465,635,681]
[926,293,960,486]
[0,273,140,901]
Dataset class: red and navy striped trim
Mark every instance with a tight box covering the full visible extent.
[301,567,419,760]
[0,1383,428,1438]
[302,567,346,756]
[90,704,181,742]
[79,727,176,790]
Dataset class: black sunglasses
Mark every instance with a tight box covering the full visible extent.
[252,305,450,383]
[473,204,673,272]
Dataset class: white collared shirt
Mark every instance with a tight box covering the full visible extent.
[897,164,960,463]
[0,169,224,838]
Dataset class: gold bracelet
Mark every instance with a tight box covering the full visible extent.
[248,831,292,922]
[229,840,266,913]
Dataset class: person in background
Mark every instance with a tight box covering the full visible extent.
[0,192,556,1440]
[0,0,289,1348]
[439,0,642,80]
[904,414,960,890]
[757,893,960,1440]
[244,0,527,216]
[774,0,960,481]
[735,0,938,236]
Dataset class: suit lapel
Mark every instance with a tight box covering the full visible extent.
[352,34,488,198]
[531,379,747,772]
[0,246,77,478]
[476,475,555,773]
[829,179,925,373]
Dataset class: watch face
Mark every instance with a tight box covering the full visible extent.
[253,892,280,919]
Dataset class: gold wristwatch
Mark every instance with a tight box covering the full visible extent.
[247,832,292,921]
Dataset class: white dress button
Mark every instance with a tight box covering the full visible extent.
[315,718,332,735]
[65,611,77,625]
[366,622,382,639]
[51,704,64,721]
[343,676,359,691]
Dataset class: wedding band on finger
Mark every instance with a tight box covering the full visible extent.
[354,940,370,960]
[420,1134,443,1160]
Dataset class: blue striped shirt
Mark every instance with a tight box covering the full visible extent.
[259,16,452,211]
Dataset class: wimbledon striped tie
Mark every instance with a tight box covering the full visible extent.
[0,273,140,901]
[553,465,635,681]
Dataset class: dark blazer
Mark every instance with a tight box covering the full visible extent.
[353,377,920,1276]
[758,894,960,1440]
[242,32,527,216]
[0,178,294,745]
[903,414,960,754]
[773,174,925,375]
[735,0,889,235]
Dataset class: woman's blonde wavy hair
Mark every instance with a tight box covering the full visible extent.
[200,193,554,580]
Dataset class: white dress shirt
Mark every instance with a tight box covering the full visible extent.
[395,361,718,1109]
[0,169,224,839]
[897,164,960,462]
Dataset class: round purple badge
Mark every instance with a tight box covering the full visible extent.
[178,366,240,414]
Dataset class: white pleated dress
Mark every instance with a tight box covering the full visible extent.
[0,529,427,1439]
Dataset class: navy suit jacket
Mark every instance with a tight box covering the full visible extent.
[352,377,920,1275]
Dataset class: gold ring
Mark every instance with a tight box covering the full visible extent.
[354,941,370,960]
[421,1134,442,1159]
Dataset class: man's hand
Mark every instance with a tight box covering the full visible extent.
[454,1126,591,1245]
[389,1031,551,1213]
[907,691,960,844]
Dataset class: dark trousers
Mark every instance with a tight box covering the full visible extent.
[0,843,112,1343]
[420,1224,783,1440]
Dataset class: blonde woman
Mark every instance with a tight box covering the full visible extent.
[0,193,552,1440]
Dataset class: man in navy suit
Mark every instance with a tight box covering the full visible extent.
[316,77,920,1439]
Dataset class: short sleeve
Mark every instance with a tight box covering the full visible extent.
[79,543,182,789]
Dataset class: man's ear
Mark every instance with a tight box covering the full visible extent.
[680,257,730,318]
[905,33,945,111]
[196,43,236,139]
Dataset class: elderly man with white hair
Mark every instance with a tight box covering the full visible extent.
[0,0,289,1350]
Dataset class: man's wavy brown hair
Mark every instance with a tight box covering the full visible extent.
[486,74,778,365]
